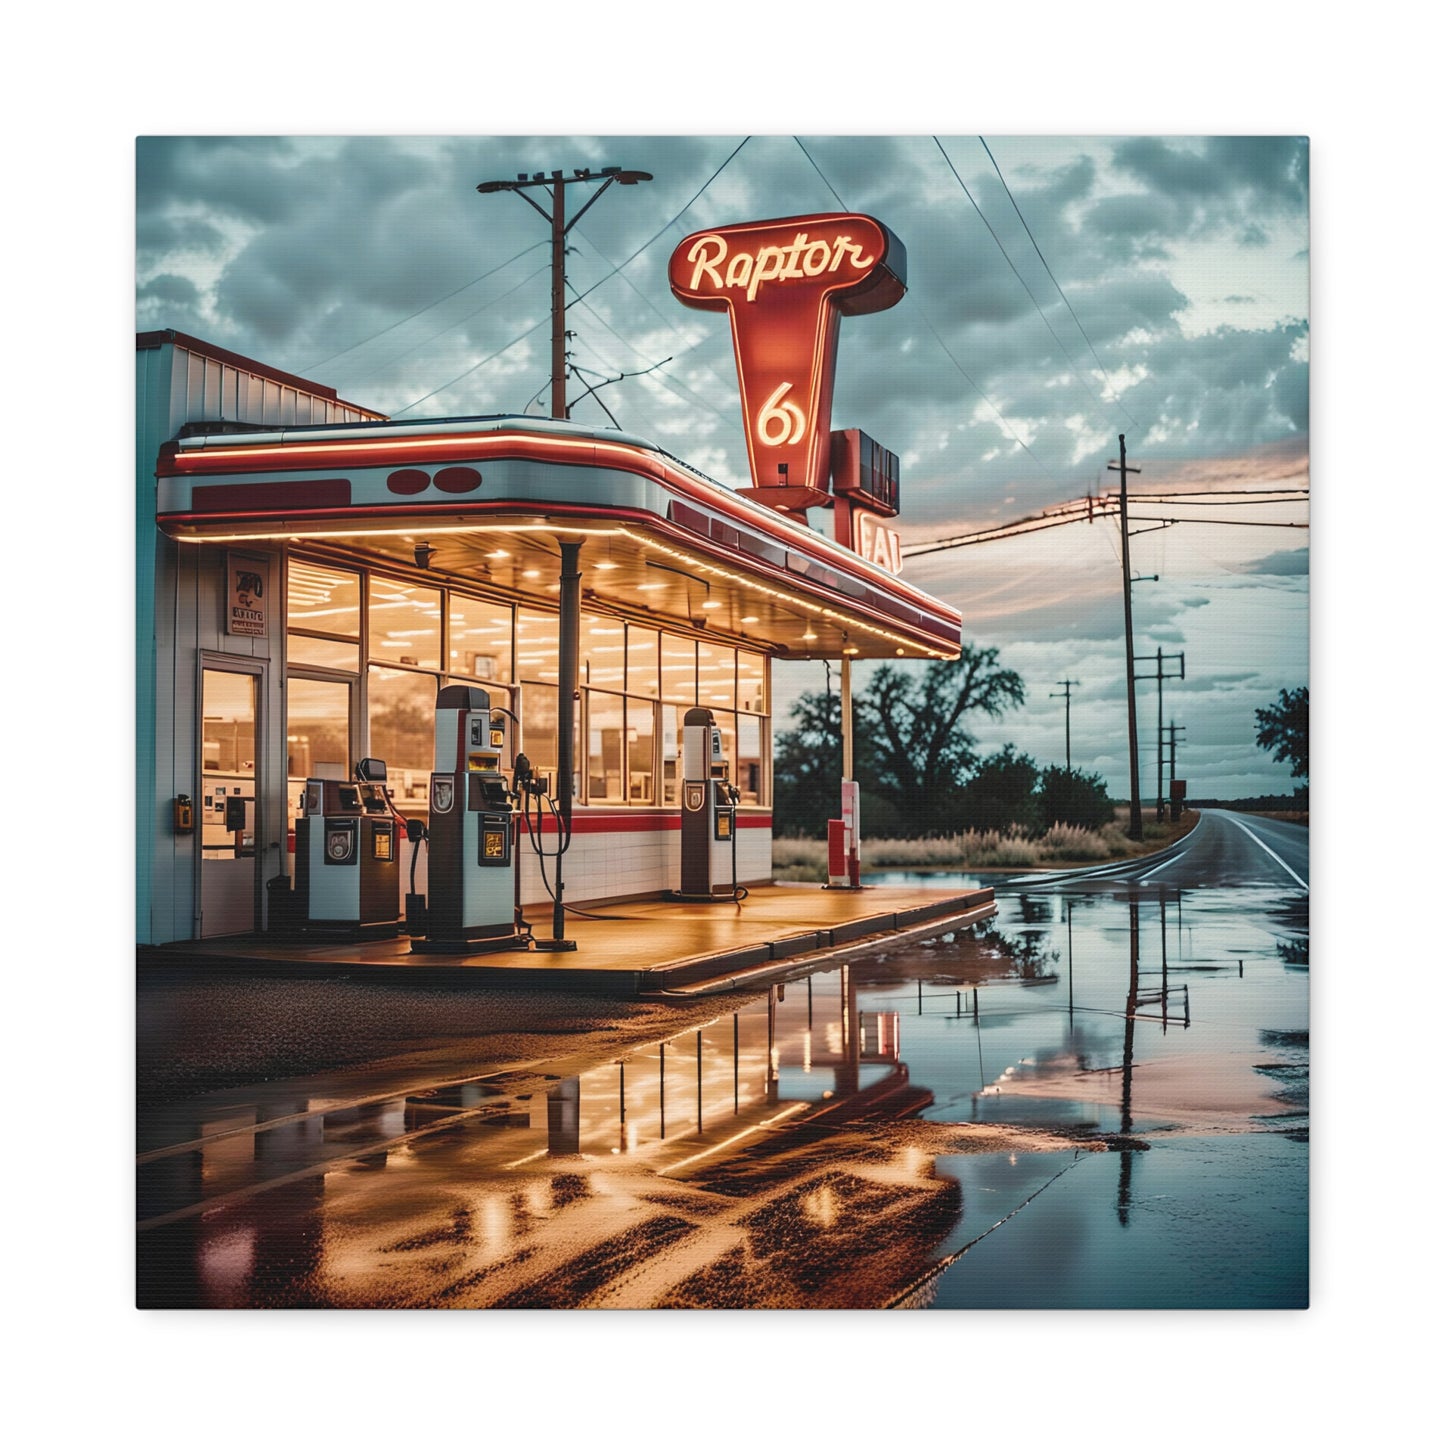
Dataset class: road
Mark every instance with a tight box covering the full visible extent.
[136,808,1309,1309]
[1004,806,1309,892]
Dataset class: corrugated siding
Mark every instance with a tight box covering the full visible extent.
[166,342,378,433]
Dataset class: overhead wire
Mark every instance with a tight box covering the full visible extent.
[903,490,1309,556]
[978,137,1141,431]
[795,135,1070,496]
[396,137,754,420]
[340,259,553,387]
[301,239,549,374]
[570,136,753,309]
[933,137,1123,442]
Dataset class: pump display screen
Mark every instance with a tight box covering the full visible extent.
[468,752,501,772]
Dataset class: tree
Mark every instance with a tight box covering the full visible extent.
[861,646,1026,834]
[1255,686,1308,780]
[771,687,846,836]
[1035,765,1114,831]
[960,745,1040,833]
[770,646,1026,837]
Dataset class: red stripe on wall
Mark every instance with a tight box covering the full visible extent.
[518,810,772,835]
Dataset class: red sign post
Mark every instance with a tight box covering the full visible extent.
[669,213,906,517]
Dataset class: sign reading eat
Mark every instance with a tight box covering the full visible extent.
[669,213,906,512]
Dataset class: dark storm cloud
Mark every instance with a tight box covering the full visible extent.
[136,136,321,224]
[1112,136,1307,213]
[135,135,1308,520]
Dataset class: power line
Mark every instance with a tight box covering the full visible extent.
[570,137,752,308]
[342,259,553,387]
[978,137,1140,431]
[794,137,848,208]
[792,136,1067,496]
[385,140,755,420]
[933,137,1121,440]
[302,240,549,373]
[389,314,549,416]
[901,489,1309,556]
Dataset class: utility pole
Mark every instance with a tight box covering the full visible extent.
[477,165,652,419]
[1165,720,1186,822]
[1051,680,1081,771]
[1165,721,1186,784]
[1136,648,1185,821]
[1109,435,1144,840]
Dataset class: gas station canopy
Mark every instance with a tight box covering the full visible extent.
[156,414,961,662]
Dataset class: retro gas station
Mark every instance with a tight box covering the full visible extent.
[136,209,995,994]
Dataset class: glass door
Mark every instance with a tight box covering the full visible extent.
[199,665,261,937]
[285,674,356,877]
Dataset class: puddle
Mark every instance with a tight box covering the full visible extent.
[138,880,1308,1308]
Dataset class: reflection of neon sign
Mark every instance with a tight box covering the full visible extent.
[670,214,905,511]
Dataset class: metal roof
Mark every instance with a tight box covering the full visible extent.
[154,414,961,662]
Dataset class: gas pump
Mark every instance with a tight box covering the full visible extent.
[673,706,744,902]
[412,685,527,955]
[294,757,401,938]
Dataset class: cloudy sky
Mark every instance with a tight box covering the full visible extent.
[136,132,1310,799]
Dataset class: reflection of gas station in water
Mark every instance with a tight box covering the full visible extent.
[487,964,924,1163]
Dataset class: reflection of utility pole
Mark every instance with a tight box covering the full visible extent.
[1051,680,1081,771]
[1109,436,1144,840]
[1135,648,1185,822]
[1118,895,1141,1226]
[476,165,652,419]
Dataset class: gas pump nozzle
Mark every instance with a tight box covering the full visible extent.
[513,751,535,798]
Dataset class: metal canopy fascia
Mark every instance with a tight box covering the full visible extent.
[154,417,962,661]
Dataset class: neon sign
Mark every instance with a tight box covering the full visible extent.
[670,214,905,512]
[856,511,903,575]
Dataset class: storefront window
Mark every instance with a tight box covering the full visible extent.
[660,637,697,703]
[367,666,436,809]
[586,693,626,802]
[697,639,736,711]
[737,712,764,804]
[627,698,656,803]
[285,558,769,813]
[661,703,685,804]
[626,624,659,697]
[369,577,441,671]
[288,560,360,670]
[520,680,558,780]
[738,650,766,713]
[583,613,625,691]
[516,608,559,683]
[714,711,737,795]
[286,677,351,781]
[450,595,513,684]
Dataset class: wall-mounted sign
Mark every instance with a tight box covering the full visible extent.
[225,553,268,637]
[855,511,903,574]
[670,214,906,513]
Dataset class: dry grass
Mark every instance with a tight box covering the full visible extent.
[773,809,1199,879]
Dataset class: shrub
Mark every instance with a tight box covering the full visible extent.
[1036,766,1115,831]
